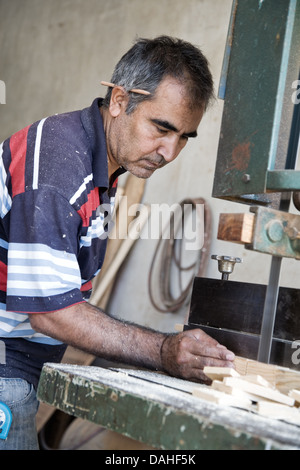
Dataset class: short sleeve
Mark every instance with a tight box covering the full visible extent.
[6,187,85,313]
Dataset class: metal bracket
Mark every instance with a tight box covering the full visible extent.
[217,206,300,259]
[267,170,300,192]
[212,0,300,206]
[248,206,300,259]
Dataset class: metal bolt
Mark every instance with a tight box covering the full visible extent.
[242,174,251,183]
[286,226,300,241]
[293,192,300,212]
[211,255,242,280]
[266,220,284,243]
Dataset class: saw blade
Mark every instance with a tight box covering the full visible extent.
[257,256,282,363]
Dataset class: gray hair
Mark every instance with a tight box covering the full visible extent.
[102,35,215,114]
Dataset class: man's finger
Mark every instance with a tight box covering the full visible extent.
[190,353,235,370]
[188,339,235,362]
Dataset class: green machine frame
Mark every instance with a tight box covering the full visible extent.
[213,0,300,206]
[210,0,300,364]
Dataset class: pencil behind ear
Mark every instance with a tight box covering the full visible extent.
[101,81,151,96]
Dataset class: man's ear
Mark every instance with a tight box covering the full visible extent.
[109,86,128,117]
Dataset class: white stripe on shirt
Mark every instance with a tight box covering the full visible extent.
[0,142,12,217]
[69,173,93,205]
[32,118,47,190]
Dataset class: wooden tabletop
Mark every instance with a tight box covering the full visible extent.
[37,363,300,450]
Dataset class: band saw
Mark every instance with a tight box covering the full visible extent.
[186,0,300,370]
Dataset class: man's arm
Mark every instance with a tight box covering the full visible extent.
[29,302,235,382]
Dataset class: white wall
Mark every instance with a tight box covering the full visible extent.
[0,0,299,333]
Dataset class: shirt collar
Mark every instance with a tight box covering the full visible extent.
[80,97,126,189]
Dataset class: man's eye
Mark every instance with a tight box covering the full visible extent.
[156,127,168,134]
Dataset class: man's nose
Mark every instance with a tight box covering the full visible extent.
[158,135,185,163]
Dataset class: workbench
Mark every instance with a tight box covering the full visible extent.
[37,363,300,450]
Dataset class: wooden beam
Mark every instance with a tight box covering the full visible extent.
[91,174,146,308]
[217,212,255,244]
[90,204,150,304]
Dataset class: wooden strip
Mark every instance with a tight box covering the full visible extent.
[203,366,240,381]
[241,374,274,389]
[234,356,300,394]
[174,323,184,332]
[211,380,261,403]
[192,385,252,410]
[289,389,300,405]
[234,356,248,375]
[257,401,300,425]
[224,377,295,406]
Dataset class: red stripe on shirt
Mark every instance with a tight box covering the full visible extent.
[77,188,100,227]
[9,125,30,197]
[0,260,7,292]
[81,280,92,292]
[111,178,118,188]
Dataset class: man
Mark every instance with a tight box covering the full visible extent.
[0,36,234,450]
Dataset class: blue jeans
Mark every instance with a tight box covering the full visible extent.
[0,378,39,450]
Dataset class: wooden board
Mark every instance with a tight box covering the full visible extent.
[90,174,146,308]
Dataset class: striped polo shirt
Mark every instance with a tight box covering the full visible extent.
[0,98,125,386]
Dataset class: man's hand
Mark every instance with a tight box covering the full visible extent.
[160,329,235,383]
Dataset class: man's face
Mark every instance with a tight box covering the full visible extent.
[106,77,204,179]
